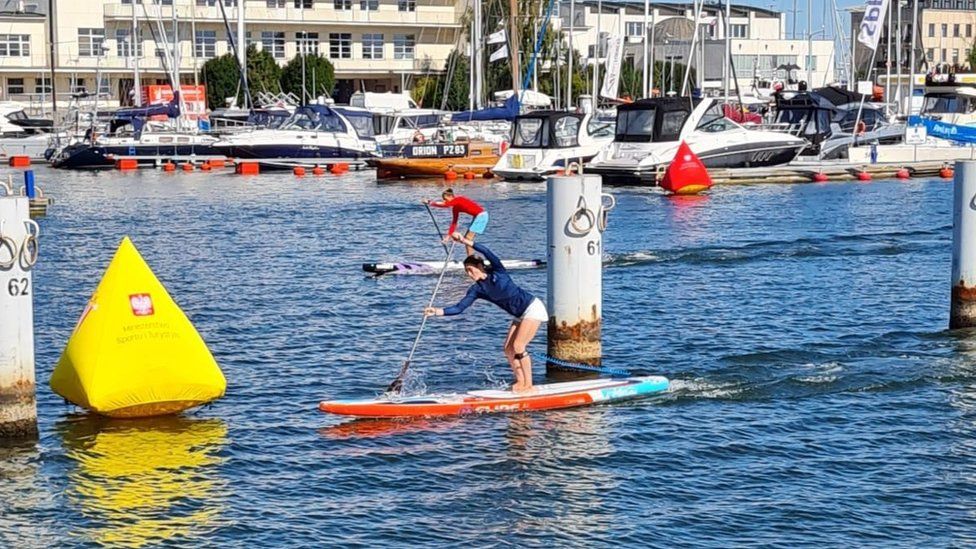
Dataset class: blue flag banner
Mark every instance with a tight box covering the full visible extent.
[909,116,976,145]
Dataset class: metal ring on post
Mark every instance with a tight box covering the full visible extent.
[0,221,16,270]
[569,196,596,235]
[597,193,616,233]
[20,219,39,269]
[566,161,582,175]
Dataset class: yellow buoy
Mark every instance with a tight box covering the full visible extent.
[50,236,226,418]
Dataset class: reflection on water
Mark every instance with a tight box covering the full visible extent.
[0,440,58,546]
[320,416,462,440]
[57,415,228,547]
[502,409,617,538]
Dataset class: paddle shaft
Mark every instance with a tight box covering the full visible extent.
[424,202,449,256]
[390,239,457,392]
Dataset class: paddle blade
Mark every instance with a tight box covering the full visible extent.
[386,361,409,394]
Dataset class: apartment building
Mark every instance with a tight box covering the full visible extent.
[852,0,976,76]
[0,0,462,106]
[561,1,836,91]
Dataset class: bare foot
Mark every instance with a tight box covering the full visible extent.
[512,384,537,395]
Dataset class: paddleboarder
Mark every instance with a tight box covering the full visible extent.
[424,234,547,394]
[425,189,488,256]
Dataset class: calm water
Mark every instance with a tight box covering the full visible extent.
[1,166,973,547]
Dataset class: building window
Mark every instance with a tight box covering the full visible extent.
[329,33,351,58]
[926,48,934,61]
[954,24,960,37]
[196,1,238,5]
[942,48,947,62]
[394,33,414,59]
[6,78,24,96]
[805,54,817,71]
[70,77,87,93]
[97,76,110,95]
[968,24,973,38]
[294,0,312,7]
[929,23,935,37]
[297,31,318,54]
[261,31,285,58]
[0,35,30,57]
[334,0,351,9]
[398,0,415,11]
[730,24,748,38]
[196,30,217,58]
[34,77,51,94]
[360,0,378,9]
[952,48,960,64]
[362,33,383,59]
[115,28,143,57]
[625,22,644,37]
[942,24,948,37]
[266,0,285,6]
[78,28,105,57]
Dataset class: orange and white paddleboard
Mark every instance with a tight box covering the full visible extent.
[318,376,669,418]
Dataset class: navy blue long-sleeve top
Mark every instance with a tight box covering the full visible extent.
[442,242,535,318]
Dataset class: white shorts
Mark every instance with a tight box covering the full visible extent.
[517,298,548,323]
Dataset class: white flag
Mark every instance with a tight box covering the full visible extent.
[856,0,890,51]
[489,44,508,63]
[599,35,624,99]
[487,29,506,45]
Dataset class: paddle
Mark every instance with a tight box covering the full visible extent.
[423,201,449,256]
[387,239,457,394]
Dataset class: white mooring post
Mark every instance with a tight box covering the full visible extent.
[952,161,976,329]
[0,193,38,438]
[546,173,613,372]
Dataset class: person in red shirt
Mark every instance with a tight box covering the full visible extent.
[426,189,489,256]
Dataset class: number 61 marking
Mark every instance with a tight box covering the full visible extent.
[586,240,601,255]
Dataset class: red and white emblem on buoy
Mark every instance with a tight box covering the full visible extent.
[129,293,154,316]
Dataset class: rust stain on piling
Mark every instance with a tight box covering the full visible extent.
[0,378,38,438]
[547,306,602,368]
[950,281,976,329]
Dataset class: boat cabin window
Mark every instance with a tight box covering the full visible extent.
[6,110,26,121]
[513,118,545,147]
[696,103,737,133]
[404,114,441,129]
[659,110,688,141]
[837,109,878,132]
[616,109,656,142]
[342,114,375,138]
[552,116,580,148]
[922,93,976,115]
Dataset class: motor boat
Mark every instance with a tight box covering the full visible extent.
[772,86,903,159]
[588,96,806,185]
[50,94,220,169]
[210,104,378,165]
[493,110,613,181]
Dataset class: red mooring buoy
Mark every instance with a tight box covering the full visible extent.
[896,168,911,179]
[812,172,829,182]
[857,171,872,181]
[659,141,712,195]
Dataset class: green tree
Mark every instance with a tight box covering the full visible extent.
[968,43,976,71]
[199,52,240,109]
[246,45,283,96]
[412,51,471,111]
[280,54,336,101]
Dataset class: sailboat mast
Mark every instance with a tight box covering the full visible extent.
[567,0,574,108]
[132,0,141,106]
[907,0,918,115]
[474,0,483,109]
[508,0,520,96]
[642,0,649,97]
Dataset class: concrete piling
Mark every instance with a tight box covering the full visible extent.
[546,174,611,371]
[952,162,976,329]
[0,194,38,438]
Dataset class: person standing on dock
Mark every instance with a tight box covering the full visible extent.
[424,234,547,394]
[425,189,488,256]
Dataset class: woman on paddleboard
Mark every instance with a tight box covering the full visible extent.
[424,233,547,394]
[425,189,488,256]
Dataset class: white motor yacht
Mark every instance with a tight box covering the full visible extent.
[588,97,806,185]
[493,110,613,181]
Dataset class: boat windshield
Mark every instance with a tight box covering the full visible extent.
[552,116,580,148]
[775,107,826,136]
[513,118,545,147]
[616,108,656,142]
[922,93,976,115]
[284,108,348,132]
